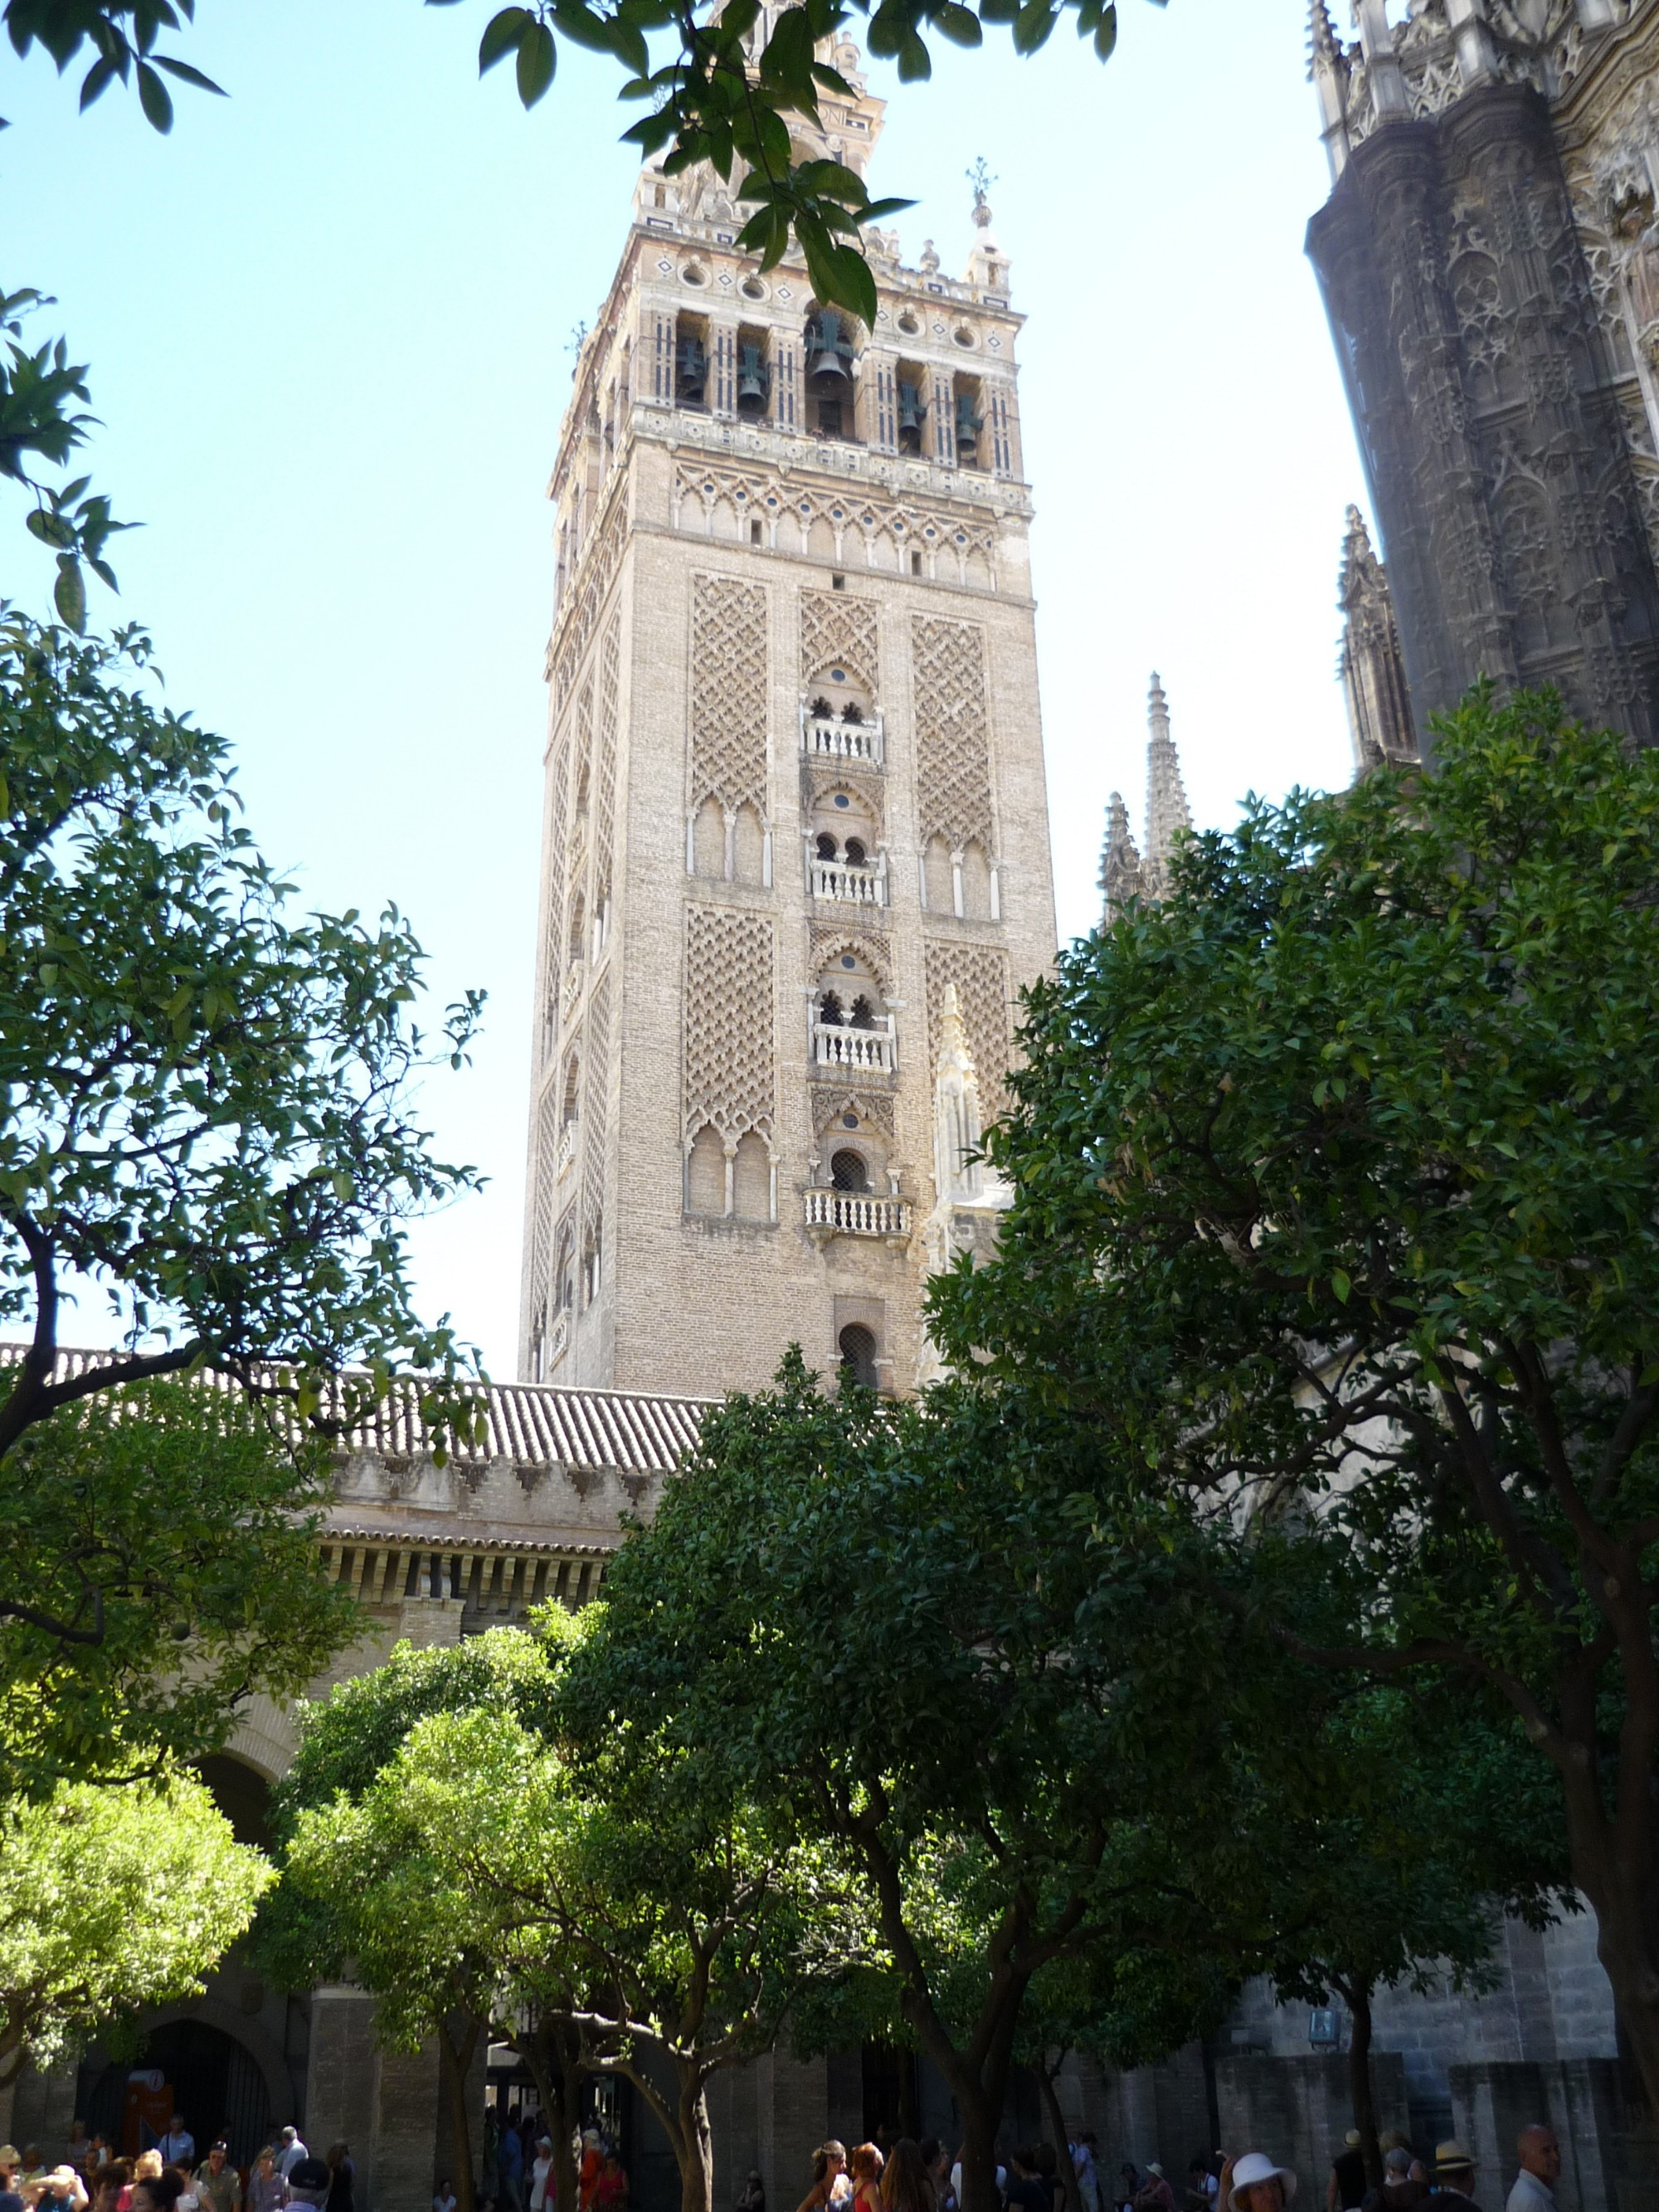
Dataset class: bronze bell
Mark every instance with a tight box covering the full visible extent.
[805,310,852,390]
[898,380,926,452]
[737,343,768,415]
[955,392,983,456]
[677,338,707,403]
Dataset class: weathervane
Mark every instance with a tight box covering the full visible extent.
[966,157,997,228]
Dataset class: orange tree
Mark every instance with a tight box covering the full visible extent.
[932,686,1659,2113]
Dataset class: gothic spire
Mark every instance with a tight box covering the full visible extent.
[1337,505,1418,777]
[1142,672,1192,899]
[1098,791,1146,925]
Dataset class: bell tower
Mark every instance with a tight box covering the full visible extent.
[518,49,1055,1396]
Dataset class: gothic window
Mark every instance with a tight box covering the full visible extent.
[582,1216,602,1304]
[844,836,868,868]
[923,835,954,914]
[815,831,839,861]
[838,1323,878,1390]
[848,995,876,1030]
[562,1054,581,1129]
[830,1148,868,1193]
[687,1124,725,1214]
[819,991,844,1026]
[555,1224,576,1312]
[732,1131,771,1220]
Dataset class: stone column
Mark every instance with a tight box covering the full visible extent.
[306,1990,380,2210]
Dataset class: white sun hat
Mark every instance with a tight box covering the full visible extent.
[1228,2156,1297,2212]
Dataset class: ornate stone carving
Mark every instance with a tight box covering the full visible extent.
[809,1086,895,1140]
[690,575,769,815]
[595,613,620,916]
[1338,507,1419,773]
[912,615,995,851]
[800,589,880,693]
[683,906,776,1143]
[924,940,1011,1123]
[674,461,1000,584]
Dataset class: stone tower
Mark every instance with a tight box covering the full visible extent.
[1098,674,1192,922]
[1306,0,1659,747]
[518,46,1056,1396]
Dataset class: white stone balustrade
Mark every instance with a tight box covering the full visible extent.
[811,856,886,905]
[804,1190,911,1239]
[812,1016,896,1073]
[805,714,884,766]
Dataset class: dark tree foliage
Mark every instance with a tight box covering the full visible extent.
[932,686,1659,2112]
[0,1379,358,1795]
[0,616,485,1478]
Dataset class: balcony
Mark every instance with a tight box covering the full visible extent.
[811,856,886,907]
[805,714,884,767]
[812,1016,896,1074]
[805,1189,911,1241]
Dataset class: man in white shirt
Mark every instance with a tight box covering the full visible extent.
[158,2124,195,2171]
[1504,2127,1559,2212]
[277,2132,309,2182]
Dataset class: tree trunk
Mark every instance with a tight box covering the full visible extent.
[1037,2054,1083,2212]
[674,2068,714,2212]
[517,2018,585,2212]
[440,2014,484,2212]
[951,2089,1005,2212]
[1340,1981,1381,2190]
[1579,1869,1659,2122]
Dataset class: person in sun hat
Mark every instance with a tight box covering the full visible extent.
[1431,2145,1481,2212]
[1220,2155,1297,2212]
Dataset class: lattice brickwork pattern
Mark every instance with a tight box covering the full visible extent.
[582,968,612,1236]
[543,719,572,1043]
[810,1085,895,1141]
[683,906,776,1143]
[529,1083,562,1316]
[925,941,1013,1123]
[801,590,880,694]
[690,576,768,812]
[912,616,994,850]
[596,615,620,904]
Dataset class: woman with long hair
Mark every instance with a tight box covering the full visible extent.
[849,2147,884,2212]
[795,2146,849,2212]
[879,2141,932,2212]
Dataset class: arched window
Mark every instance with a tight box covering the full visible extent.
[583,1217,602,1303]
[961,839,993,921]
[562,1055,581,1128]
[839,1323,878,1390]
[687,1124,725,1215]
[844,837,867,868]
[815,831,839,861]
[692,795,724,878]
[848,994,875,1030]
[923,834,953,914]
[733,802,766,886]
[818,990,844,1026]
[733,1132,771,1220]
[830,1149,868,1193]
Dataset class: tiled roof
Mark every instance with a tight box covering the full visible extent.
[0,1345,711,1476]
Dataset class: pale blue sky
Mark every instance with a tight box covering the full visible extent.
[4,1,1365,1375]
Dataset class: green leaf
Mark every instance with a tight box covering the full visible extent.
[53,554,87,632]
[136,61,174,130]
[935,3,983,44]
[1331,1269,1350,1305]
[1093,2,1117,59]
[517,21,557,104]
[150,55,226,93]
[479,6,532,71]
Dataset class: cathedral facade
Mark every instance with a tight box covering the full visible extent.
[1309,0,1659,748]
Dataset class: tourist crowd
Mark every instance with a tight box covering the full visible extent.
[1323,2120,1567,2212]
[0,2123,353,2212]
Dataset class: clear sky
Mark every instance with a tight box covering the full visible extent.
[3,0,1365,1377]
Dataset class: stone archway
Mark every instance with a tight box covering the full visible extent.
[78,2004,294,2167]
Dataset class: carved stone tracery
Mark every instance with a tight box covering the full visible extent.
[683,906,776,1145]
[689,575,769,816]
[923,941,1011,1124]
[912,615,995,852]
